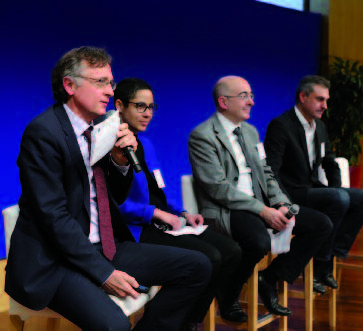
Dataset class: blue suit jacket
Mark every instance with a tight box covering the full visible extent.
[120,135,185,241]
[5,104,134,310]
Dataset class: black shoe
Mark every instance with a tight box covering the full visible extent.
[313,278,327,294]
[258,273,292,316]
[219,300,248,322]
[182,322,198,331]
[320,273,338,289]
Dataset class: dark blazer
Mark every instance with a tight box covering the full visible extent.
[264,108,341,196]
[5,104,134,310]
[188,112,290,236]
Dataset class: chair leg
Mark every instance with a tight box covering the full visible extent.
[277,279,288,331]
[248,264,258,331]
[203,299,216,331]
[46,317,61,331]
[329,257,337,330]
[336,257,343,290]
[9,315,24,331]
[304,259,314,331]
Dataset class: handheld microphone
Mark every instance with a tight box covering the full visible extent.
[118,114,142,173]
[285,204,299,219]
[122,145,142,173]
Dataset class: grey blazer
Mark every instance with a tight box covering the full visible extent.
[188,112,290,235]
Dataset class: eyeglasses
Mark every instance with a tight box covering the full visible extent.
[72,75,116,91]
[224,91,255,101]
[129,102,158,113]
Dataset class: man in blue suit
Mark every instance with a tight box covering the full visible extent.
[5,46,211,331]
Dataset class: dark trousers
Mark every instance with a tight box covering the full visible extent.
[290,187,363,260]
[229,206,332,287]
[140,225,242,323]
[48,241,211,331]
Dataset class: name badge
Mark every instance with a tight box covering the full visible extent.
[321,142,325,158]
[257,142,266,159]
[153,169,166,188]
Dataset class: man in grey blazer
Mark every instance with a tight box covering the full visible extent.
[188,75,332,316]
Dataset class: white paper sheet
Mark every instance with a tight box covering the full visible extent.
[268,218,295,254]
[90,110,120,166]
[165,225,208,237]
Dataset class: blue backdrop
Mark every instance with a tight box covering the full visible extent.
[0,0,321,259]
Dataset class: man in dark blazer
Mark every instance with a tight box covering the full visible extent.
[264,75,363,290]
[188,75,332,316]
[5,46,211,331]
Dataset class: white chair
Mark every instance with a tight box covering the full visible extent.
[2,204,159,331]
[319,157,350,188]
[181,175,288,331]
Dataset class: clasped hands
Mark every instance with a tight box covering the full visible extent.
[260,206,293,232]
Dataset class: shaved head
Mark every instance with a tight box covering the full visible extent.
[213,76,249,108]
[212,75,254,123]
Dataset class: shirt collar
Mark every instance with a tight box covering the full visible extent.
[294,105,316,130]
[63,104,93,138]
[216,111,241,136]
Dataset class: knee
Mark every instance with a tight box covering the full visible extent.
[331,189,350,213]
[226,241,243,265]
[314,212,333,238]
[186,250,213,283]
[347,188,363,211]
[204,241,242,277]
[249,233,271,257]
[205,247,223,273]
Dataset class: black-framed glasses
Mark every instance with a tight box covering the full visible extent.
[72,75,116,91]
[224,91,255,101]
[129,102,158,113]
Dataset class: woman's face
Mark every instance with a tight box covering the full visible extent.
[118,89,154,133]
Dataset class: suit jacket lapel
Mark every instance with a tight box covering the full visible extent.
[211,113,239,168]
[240,121,268,195]
[54,104,91,217]
[314,127,322,169]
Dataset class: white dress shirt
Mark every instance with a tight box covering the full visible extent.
[216,112,254,197]
[64,104,101,243]
[295,106,325,182]
[295,106,316,169]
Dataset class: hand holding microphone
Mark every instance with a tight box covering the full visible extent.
[111,122,142,173]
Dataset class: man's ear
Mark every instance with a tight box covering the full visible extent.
[218,96,228,110]
[299,91,307,104]
[63,76,75,96]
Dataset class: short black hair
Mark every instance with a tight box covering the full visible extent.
[295,75,330,104]
[113,78,153,108]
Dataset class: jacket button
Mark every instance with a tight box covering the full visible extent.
[234,177,238,181]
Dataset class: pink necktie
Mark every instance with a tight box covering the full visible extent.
[84,128,116,261]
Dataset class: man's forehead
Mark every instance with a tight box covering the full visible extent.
[231,79,251,93]
[79,60,111,74]
[312,84,329,97]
